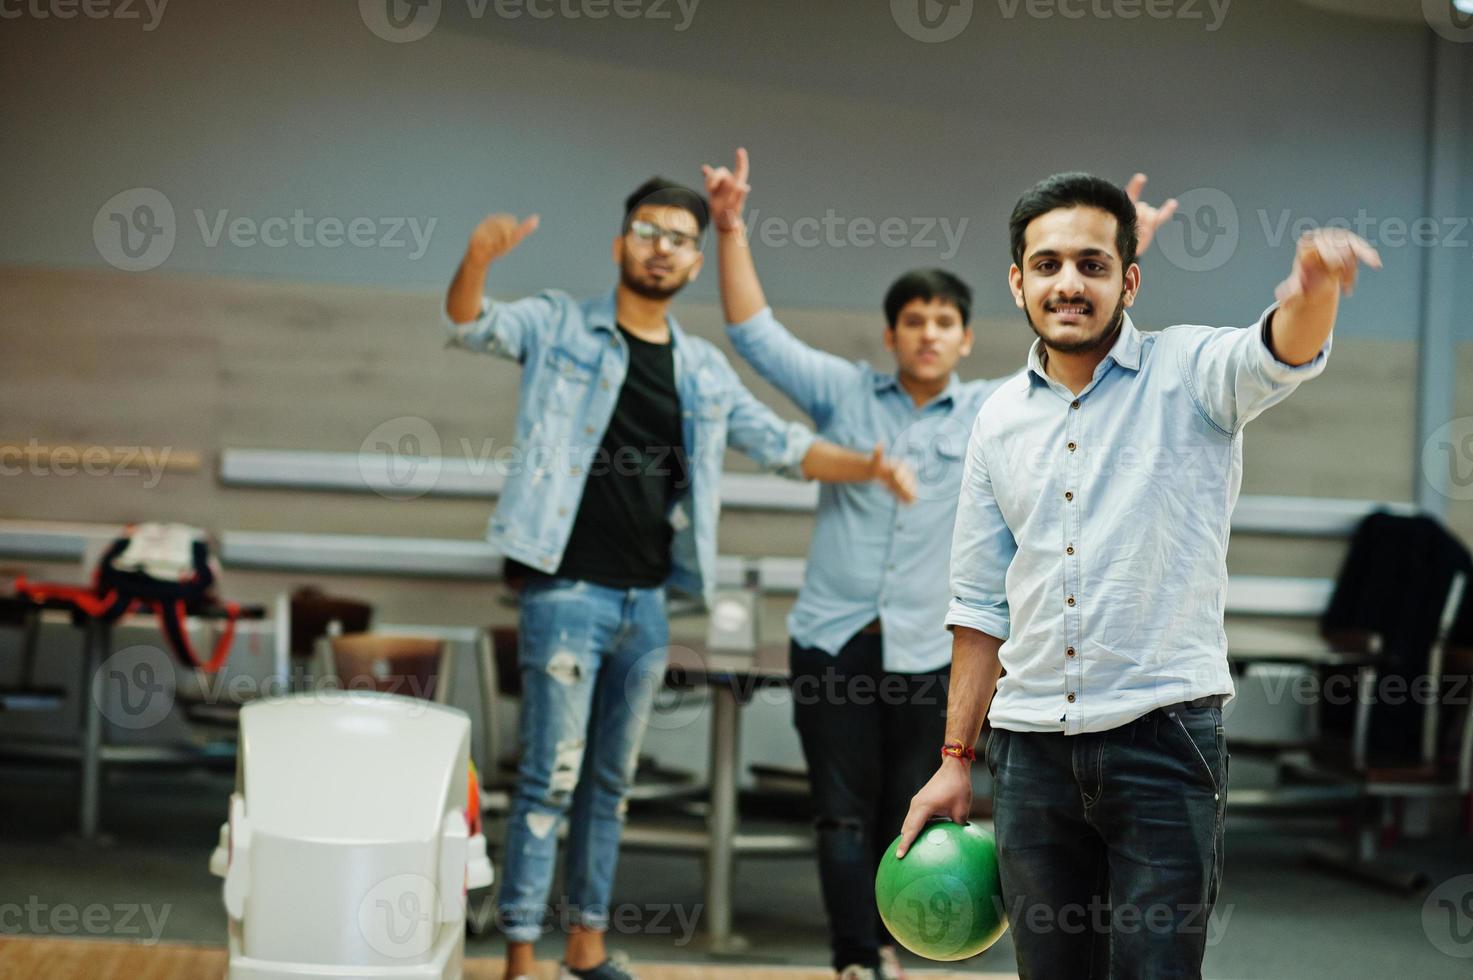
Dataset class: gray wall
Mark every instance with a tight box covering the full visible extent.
[0,0,1467,342]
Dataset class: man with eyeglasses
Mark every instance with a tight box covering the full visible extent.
[442,177,917,980]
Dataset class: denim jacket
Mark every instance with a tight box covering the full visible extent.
[442,288,815,604]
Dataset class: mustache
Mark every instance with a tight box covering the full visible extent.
[1044,297,1093,313]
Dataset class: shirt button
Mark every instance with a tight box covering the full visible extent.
[1067,595,1076,607]
[1067,647,1076,657]
[1071,400,1081,410]
[1067,442,1077,452]
[1066,545,1075,555]
[1067,693,1076,703]
[558,507,569,517]
[570,466,582,476]
[609,338,618,348]
[585,425,596,435]
[1064,491,1074,501]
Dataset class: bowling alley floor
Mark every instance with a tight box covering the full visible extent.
[1,760,1470,979]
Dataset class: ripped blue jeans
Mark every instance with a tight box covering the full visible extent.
[497,577,669,944]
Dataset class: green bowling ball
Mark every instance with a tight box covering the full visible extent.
[874,821,1007,961]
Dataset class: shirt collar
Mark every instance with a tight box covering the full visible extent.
[1026,312,1144,387]
[587,287,686,345]
[873,369,961,409]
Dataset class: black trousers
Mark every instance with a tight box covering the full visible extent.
[790,631,950,970]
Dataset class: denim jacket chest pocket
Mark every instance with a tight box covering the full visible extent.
[691,368,730,424]
[537,346,600,418]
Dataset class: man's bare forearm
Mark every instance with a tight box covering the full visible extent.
[445,213,540,325]
[799,440,873,483]
[945,625,1004,746]
[446,253,492,324]
[1268,228,1381,365]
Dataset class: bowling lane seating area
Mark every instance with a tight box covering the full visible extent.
[2,489,1472,979]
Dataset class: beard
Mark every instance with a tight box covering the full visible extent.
[620,256,687,301]
[1024,287,1128,356]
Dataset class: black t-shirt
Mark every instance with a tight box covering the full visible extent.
[528,324,689,589]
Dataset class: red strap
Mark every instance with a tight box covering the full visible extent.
[941,741,977,763]
[15,576,240,673]
[158,599,239,673]
[14,576,126,620]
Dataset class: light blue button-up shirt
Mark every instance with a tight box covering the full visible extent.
[729,307,1008,673]
[443,289,815,605]
[945,308,1330,734]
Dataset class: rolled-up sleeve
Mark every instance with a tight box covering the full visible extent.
[1175,305,1331,435]
[727,307,860,426]
[440,292,560,363]
[945,414,1015,639]
[725,385,817,480]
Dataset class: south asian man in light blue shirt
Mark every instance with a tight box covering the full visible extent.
[703,149,1008,980]
[898,172,1381,979]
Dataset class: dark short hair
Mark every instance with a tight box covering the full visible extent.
[1008,172,1138,270]
[883,268,973,329]
[624,178,709,234]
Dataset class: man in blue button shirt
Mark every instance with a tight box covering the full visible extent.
[703,149,1008,980]
[443,178,916,980]
[899,172,1380,978]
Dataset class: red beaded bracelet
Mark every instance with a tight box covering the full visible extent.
[941,741,976,762]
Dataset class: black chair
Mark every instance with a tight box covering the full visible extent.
[1280,512,1473,891]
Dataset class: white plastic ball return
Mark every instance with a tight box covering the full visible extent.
[209,692,494,979]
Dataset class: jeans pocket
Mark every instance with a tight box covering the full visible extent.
[985,727,1003,779]
[1167,709,1221,798]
